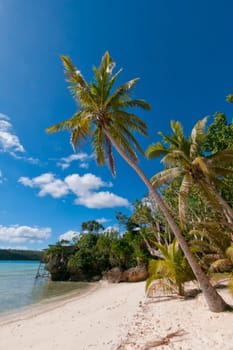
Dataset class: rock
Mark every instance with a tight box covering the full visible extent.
[45,246,77,281]
[102,267,123,283]
[123,266,148,282]
[103,265,148,283]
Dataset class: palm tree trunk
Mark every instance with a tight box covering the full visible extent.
[105,129,231,312]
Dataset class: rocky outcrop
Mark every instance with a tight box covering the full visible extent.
[103,265,148,283]
[102,267,123,283]
[122,266,149,282]
[45,246,149,283]
[45,246,77,281]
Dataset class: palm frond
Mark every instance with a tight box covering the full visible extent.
[190,117,208,158]
[46,111,86,133]
[99,51,115,76]
[150,167,182,187]
[105,78,140,108]
[170,120,184,141]
[158,131,180,148]
[197,179,223,212]
[112,122,145,156]
[111,110,148,136]
[61,56,88,88]
[119,99,151,111]
[146,142,168,159]
[209,167,233,178]
[107,124,139,161]
[161,150,190,167]
[146,239,195,296]
[207,149,233,166]
[61,56,98,109]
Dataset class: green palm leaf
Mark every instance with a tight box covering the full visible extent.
[146,142,168,159]
[146,239,195,296]
[105,78,140,108]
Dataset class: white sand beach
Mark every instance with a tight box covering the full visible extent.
[0,281,233,350]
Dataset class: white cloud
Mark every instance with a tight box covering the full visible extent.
[19,173,69,198]
[0,114,25,155]
[104,225,119,233]
[19,172,130,209]
[57,153,93,170]
[76,191,129,208]
[65,173,112,197]
[0,225,51,243]
[0,113,40,164]
[0,246,29,250]
[59,230,80,242]
[96,217,111,224]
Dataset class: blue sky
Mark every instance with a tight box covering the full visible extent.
[0,0,233,250]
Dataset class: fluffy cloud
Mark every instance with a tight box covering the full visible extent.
[0,225,51,243]
[19,173,69,198]
[0,114,25,155]
[0,113,39,164]
[19,172,130,209]
[65,173,112,197]
[59,230,80,242]
[75,191,129,208]
[57,153,93,170]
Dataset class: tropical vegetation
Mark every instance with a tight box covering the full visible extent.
[44,219,150,281]
[46,51,232,311]
[146,239,195,296]
[0,249,43,261]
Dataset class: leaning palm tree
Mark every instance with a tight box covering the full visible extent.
[146,118,233,229]
[47,52,230,311]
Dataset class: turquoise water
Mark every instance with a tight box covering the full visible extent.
[0,261,89,314]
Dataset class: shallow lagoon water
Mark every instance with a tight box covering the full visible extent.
[0,261,89,314]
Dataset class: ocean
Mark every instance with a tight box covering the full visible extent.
[0,260,90,314]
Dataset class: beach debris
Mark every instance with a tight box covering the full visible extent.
[143,329,187,349]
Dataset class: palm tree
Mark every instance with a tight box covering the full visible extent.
[146,118,233,229]
[146,238,195,296]
[47,52,230,311]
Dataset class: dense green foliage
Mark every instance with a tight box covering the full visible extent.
[45,220,150,281]
[0,249,44,261]
[146,117,233,228]
[145,114,233,279]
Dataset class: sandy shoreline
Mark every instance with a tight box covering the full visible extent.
[0,281,146,350]
[0,280,233,350]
